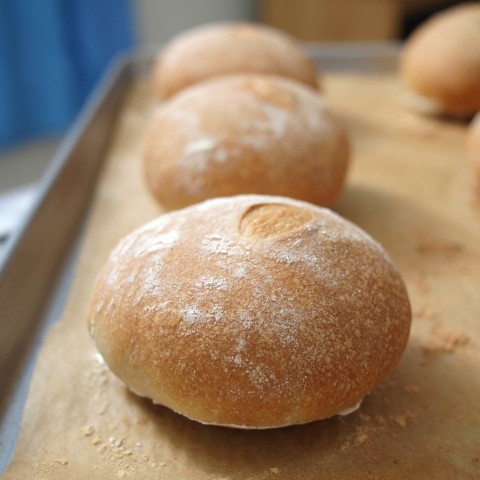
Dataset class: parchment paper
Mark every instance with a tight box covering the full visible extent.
[4,74,480,479]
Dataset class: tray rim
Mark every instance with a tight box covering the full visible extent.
[0,51,137,472]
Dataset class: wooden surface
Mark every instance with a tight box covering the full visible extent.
[4,72,480,479]
[262,0,402,40]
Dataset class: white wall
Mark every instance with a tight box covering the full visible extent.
[135,0,258,46]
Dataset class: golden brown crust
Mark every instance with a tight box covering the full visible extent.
[401,3,480,117]
[88,195,411,429]
[152,22,320,99]
[144,74,350,209]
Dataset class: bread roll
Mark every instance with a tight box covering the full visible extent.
[401,3,480,117]
[152,22,320,99]
[88,195,411,429]
[144,74,349,209]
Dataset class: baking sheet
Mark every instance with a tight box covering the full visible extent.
[3,69,480,478]
[0,56,138,473]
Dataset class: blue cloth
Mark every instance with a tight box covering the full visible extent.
[0,0,135,148]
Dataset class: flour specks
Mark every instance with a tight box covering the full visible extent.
[181,305,204,323]
[239,311,254,329]
[201,234,250,257]
[194,276,229,291]
[134,230,180,256]
[184,137,217,156]
[181,304,225,323]
[233,265,247,278]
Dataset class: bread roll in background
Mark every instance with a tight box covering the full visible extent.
[401,3,480,117]
[88,195,411,429]
[467,113,480,182]
[152,22,320,99]
[144,74,349,209]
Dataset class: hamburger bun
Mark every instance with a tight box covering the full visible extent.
[88,195,412,429]
[152,22,320,99]
[401,3,480,117]
[144,74,349,209]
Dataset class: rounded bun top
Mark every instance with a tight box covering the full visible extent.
[144,74,349,209]
[152,22,320,99]
[401,3,480,117]
[88,194,411,429]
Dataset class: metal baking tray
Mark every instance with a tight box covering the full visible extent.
[0,42,400,473]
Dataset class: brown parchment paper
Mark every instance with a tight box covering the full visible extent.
[4,74,480,480]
